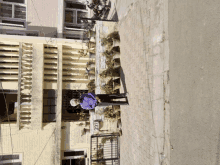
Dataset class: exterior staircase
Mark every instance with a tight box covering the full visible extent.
[18,43,33,129]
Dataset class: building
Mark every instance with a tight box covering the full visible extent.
[0,24,93,165]
[0,1,121,164]
[0,0,92,40]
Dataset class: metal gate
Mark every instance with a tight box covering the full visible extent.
[91,134,120,165]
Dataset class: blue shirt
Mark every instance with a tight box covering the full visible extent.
[80,93,98,110]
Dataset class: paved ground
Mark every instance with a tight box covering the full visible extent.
[169,0,220,165]
[113,0,170,164]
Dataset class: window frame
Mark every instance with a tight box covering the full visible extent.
[64,0,89,40]
[0,153,22,164]
[62,149,88,165]
[0,0,27,28]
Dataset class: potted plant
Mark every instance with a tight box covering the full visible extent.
[86,30,96,38]
[102,50,113,60]
[92,148,104,160]
[107,31,120,41]
[112,66,121,77]
[112,51,120,59]
[86,41,96,49]
[101,79,113,94]
[87,48,96,54]
[111,46,120,53]
[99,68,113,79]
[88,74,95,80]
[86,61,95,69]
[113,78,120,90]
[89,52,96,59]
[101,37,113,49]
[112,89,120,94]
[106,59,114,69]
[112,38,120,47]
[99,67,120,78]
[113,58,120,68]
[78,49,88,58]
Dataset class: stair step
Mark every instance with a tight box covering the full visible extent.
[20,110,31,113]
[20,114,31,117]
[20,123,31,128]
[20,104,31,108]
[20,116,31,120]
[21,98,31,101]
[20,119,31,122]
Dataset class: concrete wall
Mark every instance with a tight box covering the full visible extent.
[169,0,220,165]
[27,0,59,37]
[0,122,90,165]
[0,123,56,165]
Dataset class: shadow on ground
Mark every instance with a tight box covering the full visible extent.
[120,67,129,103]
[111,11,119,22]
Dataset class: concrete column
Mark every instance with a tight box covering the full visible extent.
[31,43,44,130]
[57,0,64,38]
[55,44,63,165]
[17,42,22,130]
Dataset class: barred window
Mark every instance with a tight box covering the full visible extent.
[0,0,26,28]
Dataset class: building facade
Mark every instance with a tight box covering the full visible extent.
[0,0,92,39]
[0,30,93,165]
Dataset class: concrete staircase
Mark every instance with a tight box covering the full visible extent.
[18,43,33,129]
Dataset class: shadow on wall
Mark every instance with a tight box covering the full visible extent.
[61,122,70,151]
[0,25,58,38]
[27,25,57,38]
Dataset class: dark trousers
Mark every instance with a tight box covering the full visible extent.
[96,93,128,106]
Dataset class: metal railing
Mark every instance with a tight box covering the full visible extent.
[91,133,120,165]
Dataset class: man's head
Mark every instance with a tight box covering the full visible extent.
[70,99,81,107]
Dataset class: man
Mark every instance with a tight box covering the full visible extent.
[70,92,129,110]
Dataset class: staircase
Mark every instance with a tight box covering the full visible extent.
[18,43,33,129]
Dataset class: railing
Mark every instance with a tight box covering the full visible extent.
[91,133,120,165]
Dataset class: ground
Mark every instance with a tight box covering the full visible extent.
[112,0,220,165]
[112,0,170,164]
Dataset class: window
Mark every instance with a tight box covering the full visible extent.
[0,153,22,164]
[62,149,87,165]
[0,0,26,28]
[64,0,88,40]
[43,89,57,122]
[3,0,24,3]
